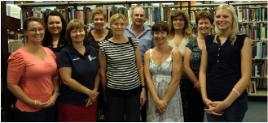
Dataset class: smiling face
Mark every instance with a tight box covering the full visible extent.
[47,15,62,35]
[172,15,185,31]
[197,18,212,36]
[215,9,233,32]
[131,7,146,26]
[153,31,168,46]
[93,14,105,30]
[25,21,45,44]
[70,27,85,44]
[110,18,127,36]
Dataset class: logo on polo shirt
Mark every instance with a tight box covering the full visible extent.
[72,57,80,61]
[88,55,96,61]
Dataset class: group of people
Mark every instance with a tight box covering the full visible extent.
[7,4,251,122]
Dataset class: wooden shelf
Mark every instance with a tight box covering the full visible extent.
[239,21,267,24]
[16,1,178,7]
[249,90,267,97]
[252,77,268,79]
[252,40,268,42]
[252,58,268,61]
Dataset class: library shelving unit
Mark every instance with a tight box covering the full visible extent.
[1,1,21,122]
[5,1,268,101]
[235,2,267,97]
[173,1,268,97]
[15,1,179,28]
[12,1,268,98]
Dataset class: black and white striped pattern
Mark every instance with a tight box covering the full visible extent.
[99,38,140,90]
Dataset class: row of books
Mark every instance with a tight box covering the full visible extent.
[237,7,267,22]
[252,42,267,59]
[68,6,174,26]
[252,62,267,78]
[239,23,267,41]
[21,4,267,25]
[249,80,266,94]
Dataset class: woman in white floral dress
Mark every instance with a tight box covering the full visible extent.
[144,22,184,122]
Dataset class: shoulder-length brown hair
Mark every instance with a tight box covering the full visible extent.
[168,9,194,39]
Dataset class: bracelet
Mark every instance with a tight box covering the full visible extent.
[141,85,146,89]
[232,88,241,96]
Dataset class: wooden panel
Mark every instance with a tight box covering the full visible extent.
[6,16,20,32]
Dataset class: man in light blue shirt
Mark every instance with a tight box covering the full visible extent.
[125,6,154,64]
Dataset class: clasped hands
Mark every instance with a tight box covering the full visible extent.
[204,98,231,116]
[31,92,59,109]
[154,99,168,115]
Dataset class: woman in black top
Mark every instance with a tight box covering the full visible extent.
[86,7,112,121]
[199,4,251,122]
[43,10,67,54]
[184,11,213,122]
[57,19,99,122]
[86,7,112,52]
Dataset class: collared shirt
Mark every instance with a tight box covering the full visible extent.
[125,24,154,63]
[57,44,99,105]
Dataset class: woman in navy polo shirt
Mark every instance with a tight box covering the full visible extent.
[57,19,100,122]
[199,4,251,121]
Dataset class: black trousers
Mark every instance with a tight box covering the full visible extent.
[14,106,56,122]
[181,78,205,122]
[106,87,141,122]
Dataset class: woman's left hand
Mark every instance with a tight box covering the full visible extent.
[140,88,146,107]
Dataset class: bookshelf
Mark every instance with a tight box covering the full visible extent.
[2,1,21,121]
[13,1,268,98]
[235,2,267,97]
[171,1,268,97]
[16,1,180,28]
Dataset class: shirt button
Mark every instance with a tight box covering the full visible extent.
[217,60,220,63]
[217,54,220,56]
[218,48,221,50]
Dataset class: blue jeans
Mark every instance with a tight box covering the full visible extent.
[206,95,248,122]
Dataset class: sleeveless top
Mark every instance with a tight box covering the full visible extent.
[147,49,184,122]
[205,34,247,100]
[186,38,201,76]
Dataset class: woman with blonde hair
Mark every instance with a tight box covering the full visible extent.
[99,13,146,121]
[199,4,251,121]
